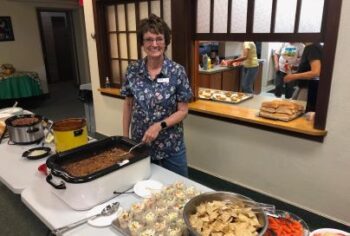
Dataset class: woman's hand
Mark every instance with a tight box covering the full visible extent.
[221,59,228,66]
[284,74,296,83]
[142,122,162,144]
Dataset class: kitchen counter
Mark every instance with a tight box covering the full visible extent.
[189,98,326,137]
[198,61,264,94]
[199,65,239,74]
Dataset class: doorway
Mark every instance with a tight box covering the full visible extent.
[37,10,79,85]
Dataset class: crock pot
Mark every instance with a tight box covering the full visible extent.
[53,118,88,152]
[46,136,151,210]
[5,114,44,144]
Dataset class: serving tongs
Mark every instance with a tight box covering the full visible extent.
[223,199,276,214]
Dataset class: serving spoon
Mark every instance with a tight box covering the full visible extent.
[118,142,144,157]
[52,201,120,236]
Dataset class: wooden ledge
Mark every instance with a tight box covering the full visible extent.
[188,100,327,137]
[98,88,122,98]
[98,88,327,138]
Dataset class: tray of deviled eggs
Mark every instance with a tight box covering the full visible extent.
[112,182,201,236]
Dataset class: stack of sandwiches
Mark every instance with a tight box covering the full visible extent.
[259,100,304,121]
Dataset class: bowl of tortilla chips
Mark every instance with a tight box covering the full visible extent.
[183,191,268,236]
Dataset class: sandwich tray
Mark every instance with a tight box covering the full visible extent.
[258,111,304,122]
[198,88,253,104]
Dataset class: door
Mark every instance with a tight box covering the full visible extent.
[52,16,75,81]
[38,11,79,84]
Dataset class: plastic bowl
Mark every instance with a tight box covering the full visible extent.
[310,228,349,236]
[266,210,310,236]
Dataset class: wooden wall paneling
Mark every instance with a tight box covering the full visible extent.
[314,0,342,130]
[253,62,263,94]
[222,69,240,92]
[294,0,302,33]
[170,0,194,76]
[209,0,214,33]
[135,1,141,59]
[199,73,211,88]
[114,4,123,86]
[193,41,200,100]
[93,0,109,86]
[210,73,222,90]
[246,0,254,35]
[227,0,232,33]
[270,0,277,33]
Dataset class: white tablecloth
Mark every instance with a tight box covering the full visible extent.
[21,164,212,235]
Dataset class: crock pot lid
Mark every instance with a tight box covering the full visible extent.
[53,118,86,131]
[5,114,42,127]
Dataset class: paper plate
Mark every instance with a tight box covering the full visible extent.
[133,179,163,198]
[310,228,350,236]
[0,107,23,119]
[87,205,123,227]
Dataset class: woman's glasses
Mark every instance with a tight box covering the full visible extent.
[143,37,164,44]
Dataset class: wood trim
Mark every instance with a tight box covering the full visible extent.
[92,0,108,87]
[227,0,232,33]
[188,100,327,137]
[160,0,164,18]
[125,3,131,64]
[135,1,142,58]
[171,0,194,75]
[294,0,302,33]
[193,33,322,42]
[193,41,200,101]
[114,5,123,86]
[147,0,151,16]
[314,0,343,129]
[270,0,277,33]
[246,0,254,34]
[209,0,214,33]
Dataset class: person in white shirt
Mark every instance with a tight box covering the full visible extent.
[273,42,305,98]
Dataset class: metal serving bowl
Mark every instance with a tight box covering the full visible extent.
[183,191,268,236]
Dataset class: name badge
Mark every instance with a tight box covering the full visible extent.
[157,78,169,83]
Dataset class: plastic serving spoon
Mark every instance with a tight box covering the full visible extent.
[52,202,120,236]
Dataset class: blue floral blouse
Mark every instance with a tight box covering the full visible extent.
[121,56,193,160]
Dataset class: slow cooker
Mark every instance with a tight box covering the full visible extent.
[5,114,45,144]
[46,136,151,210]
[52,118,88,152]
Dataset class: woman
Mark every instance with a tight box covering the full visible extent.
[284,43,322,112]
[121,14,193,177]
[221,42,259,93]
